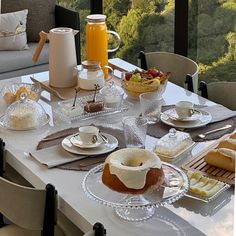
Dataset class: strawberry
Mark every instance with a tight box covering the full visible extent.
[125,73,132,81]
[142,73,153,79]
[147,69,160,78]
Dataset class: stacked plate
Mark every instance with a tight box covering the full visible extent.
[160,108,212,129]
[61,132,118,156]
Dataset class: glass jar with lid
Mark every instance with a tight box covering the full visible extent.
[154,128,195,163]
[1,93,49,130]
[86,14,120,72]
[76,60,113,91]
[99,81,124,109]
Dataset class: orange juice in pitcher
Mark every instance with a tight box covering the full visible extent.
[86,14,120,77]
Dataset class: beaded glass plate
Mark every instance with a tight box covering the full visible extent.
[82,162,189,221]
[55,94,131,123]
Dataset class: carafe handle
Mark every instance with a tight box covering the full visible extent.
[107,30,121,53]
[102,65,114,81]
[32,31,48,62]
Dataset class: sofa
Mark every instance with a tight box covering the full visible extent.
[0,0,81,80]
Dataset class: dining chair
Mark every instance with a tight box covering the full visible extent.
[138,51,199,93]
[0,179,63,236]
[199,81,236,110]
[0,138,64,236]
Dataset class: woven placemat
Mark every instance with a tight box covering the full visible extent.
[147,105,236,142]
[37,126,125,171]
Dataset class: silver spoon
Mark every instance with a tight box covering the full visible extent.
[72,87,80,110]
[197,124,232,139]
[98,131,108,144]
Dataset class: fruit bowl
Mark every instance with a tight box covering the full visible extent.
[122,69,169,100]
[0,82,41,105]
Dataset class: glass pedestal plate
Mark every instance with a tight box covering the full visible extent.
[82,163,189,222]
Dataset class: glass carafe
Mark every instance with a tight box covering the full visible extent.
[76,61,113,90]
[86,14,120,77]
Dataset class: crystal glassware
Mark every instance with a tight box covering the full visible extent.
[122,116,148,148]
[1,93,49,130]
[139,92,163,124]
[82,163,189,222]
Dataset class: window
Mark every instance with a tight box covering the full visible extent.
[57,0,236,83]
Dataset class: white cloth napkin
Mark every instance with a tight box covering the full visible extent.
[29,145,86,168]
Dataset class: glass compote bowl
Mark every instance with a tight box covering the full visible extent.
[121,71,168,100]
[82,162,189,222]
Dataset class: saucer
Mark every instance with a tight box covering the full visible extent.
[70,134,102,149]
[160,110,212,129]
[62,132,118,155]
[165,108,202,122]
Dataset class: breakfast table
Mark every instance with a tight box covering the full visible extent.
[0,58,234,236]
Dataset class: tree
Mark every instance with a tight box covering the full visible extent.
[104,0,130,30]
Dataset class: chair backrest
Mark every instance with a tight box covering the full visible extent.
[0,178,56,234]
[0,139,56,235]
[0,177,45,230]
[138,51,199,93]
[199,81,236,110]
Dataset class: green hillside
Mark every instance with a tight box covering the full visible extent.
[57,0,236,83]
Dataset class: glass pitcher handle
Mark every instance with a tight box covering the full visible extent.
[102,65,114,81]
[107,30,121,53]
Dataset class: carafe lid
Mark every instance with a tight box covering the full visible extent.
[50,27,73,34]
[82,61,101,70]
[86,14,106,23]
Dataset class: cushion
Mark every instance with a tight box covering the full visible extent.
[0,10,28,50]
[0,224,41,236]
[0,43,49,74]
[1,0,56,42]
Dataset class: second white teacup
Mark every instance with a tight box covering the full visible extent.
[79,126,99,144]
[175,101,194,119]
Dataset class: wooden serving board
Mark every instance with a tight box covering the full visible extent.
[182,155,235,185]
[30,77,79,100]
[182,133,235,185]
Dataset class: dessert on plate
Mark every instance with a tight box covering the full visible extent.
[2,93,48,130]
[102,148,165,194]
[84,100,104,113]
[84,84,104,113]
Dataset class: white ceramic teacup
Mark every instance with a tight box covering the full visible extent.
[175,101,194,119]
[78,126,99,144]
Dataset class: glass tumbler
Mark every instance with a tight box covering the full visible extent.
[122,116,147,148]
[139,92,163,124]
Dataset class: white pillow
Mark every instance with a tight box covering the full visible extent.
[0,9,28,50]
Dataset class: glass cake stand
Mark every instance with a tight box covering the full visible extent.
[82,163,189,222]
